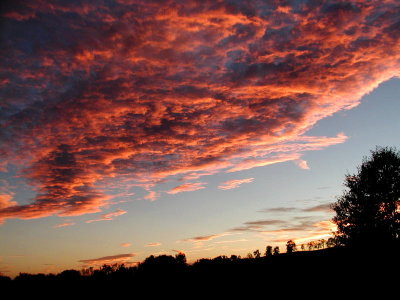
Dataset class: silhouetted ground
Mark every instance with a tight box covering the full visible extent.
[1,245,398,297]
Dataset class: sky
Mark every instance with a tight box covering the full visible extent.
[0,0,399,277]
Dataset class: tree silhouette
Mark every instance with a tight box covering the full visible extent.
[326,237,339,248]
[246,252,254,259]
[265,245,273,257]
[273,246,280,255]
[253,249,261,258]
[307,241,313,251]
[175,252,187,264]
[332,147,400,247]
[286,240,297,253]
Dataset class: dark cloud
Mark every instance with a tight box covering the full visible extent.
[302,203,333,212]
[1,0,399,222]
[230,219,287,232]
[79,253,136,265]
[257,207,298,213]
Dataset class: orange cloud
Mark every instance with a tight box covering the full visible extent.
[0,195,16,209]
[53,222,75,228]
[120,243,131,247]
[146,242,161,247]
[218,178,254,190]
[167,182,207,194]
[1,0,399,222]
[85,209,127,223]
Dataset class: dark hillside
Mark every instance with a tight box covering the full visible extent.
[2,245,398,296]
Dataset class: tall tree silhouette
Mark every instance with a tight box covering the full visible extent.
[286,240,297,253]
[332,147,400,247]
[265,245,273,257]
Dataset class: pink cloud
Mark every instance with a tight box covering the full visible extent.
[227,154,302,173]
[167,182,207,194]
[85,209,127,223]
[295,159,310,170]
[120,243,131,247]
[144,191,159,201]
[53,222,75,228]
[218,178,254,190]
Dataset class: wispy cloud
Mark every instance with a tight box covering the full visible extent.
[167,182,207,194]
[144,191,159,201]
[1,0,399,222]
[79,253,136,266]
[257,207,298,213]
[218,178,254,190]
[53,222,75,228]
[303,203,333,213]
[145,242,161,247]
[231,219,287,232]
[85,209,127,223]
[181,232,232,243]
[120,243,131,248]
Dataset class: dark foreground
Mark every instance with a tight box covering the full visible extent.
[1,246,398,296]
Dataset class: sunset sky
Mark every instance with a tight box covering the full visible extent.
[1,0,399,277]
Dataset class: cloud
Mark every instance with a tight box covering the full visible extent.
[302,203,333,212]
[85,209,127,223]
[167,182,207,194]
[231,219,288,232]
[294,159,310,170]
[182,232,231,243]
[79,253,136,266]
[1,0,399,222]
[53,222,75,228]
[146,242,161,247]
[144,191,159,201]
[0,161,7,172]
[0,195,17,209]
[257,207,298,213]
[218,178,254,190]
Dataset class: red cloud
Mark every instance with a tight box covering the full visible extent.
[1,0,399,222]
[0,195,16,210]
